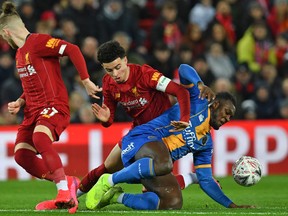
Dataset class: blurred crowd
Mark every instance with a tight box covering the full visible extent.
[1,0,288,125]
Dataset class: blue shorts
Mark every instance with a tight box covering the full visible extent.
[121,128,161,167]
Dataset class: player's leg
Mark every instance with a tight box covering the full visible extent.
[141,173,182,209]
[78,143,123,196]
[96,173,182,210]
[32,124,74,208]
[86,141,172,209]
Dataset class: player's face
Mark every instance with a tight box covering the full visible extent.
[102,57,129,83]
[210,100,235,130]
[0,30,18,49]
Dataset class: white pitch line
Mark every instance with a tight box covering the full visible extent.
[0,209,287,215]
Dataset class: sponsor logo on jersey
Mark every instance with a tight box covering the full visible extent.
[46,38,60,49]
[198,114,204,122]
[183,121,197,148]
[120,97,148,108]
[17,65,37,78]
[151,71,160,81]
[201,136,208,146]
[122,142,135,155]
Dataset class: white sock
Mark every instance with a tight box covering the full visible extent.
[117,193,124,203]
[76,189,85,198]
[108,174,114,186]
[182,172,199,188]
[56,179,68,191]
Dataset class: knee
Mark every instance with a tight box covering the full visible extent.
[14,149,33,167]
[160,194,183,210]
[154,157,173,175]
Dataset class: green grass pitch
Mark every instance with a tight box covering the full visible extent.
[0,175,287,215]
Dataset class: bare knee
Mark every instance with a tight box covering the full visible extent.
[154,157,173,175]
[159,194,183,210]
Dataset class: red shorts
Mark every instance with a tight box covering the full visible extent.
[15,106,70,146]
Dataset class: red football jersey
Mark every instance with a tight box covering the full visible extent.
[16,34,71,121]
[102,64,172,127]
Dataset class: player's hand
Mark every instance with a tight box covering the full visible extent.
[82,78,102,99]
[169,121,189,132]
[8,101,21,115]
[229,203,256,208]
[198,82,215,102]
[91,103,110,122]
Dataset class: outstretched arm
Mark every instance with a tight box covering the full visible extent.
[64,43,102,99]
[178,64,215,102]
[196,167,255,208]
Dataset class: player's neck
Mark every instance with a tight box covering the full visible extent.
[14,29,31,48]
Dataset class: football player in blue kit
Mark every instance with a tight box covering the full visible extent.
[87,64,255,210]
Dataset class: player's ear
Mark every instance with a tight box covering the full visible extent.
[210,100,220,110]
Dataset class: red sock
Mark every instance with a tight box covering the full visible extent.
[14,148,50,179]
[33,132,65,182]
[79,163,108,192]
[175,174,185,190]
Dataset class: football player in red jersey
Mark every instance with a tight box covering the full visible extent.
[0,1,101,213]
[79,40,216,201]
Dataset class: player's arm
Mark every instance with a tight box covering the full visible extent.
[196,167,254,208]
[178,64,215,101]
[62,42,102,99]
[195,166,234,208]
[99,84,117,127]
[8,93,25,115]
[35,35,102,99]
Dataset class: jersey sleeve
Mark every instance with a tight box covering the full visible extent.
[142,65,190,122]
[194,148,233,208]
[32,34,89,80]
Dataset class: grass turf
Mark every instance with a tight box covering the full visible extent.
[0,175,287,215]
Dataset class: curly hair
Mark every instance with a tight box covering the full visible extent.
[97,40,126,64]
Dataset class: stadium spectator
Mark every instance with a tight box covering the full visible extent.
[60,0,98,41]
[188,0,215,32]
[275,31,288,78]
[96,0,145,51]
[267,0,288,38]
[205,42,235,79]
[112,31,146,65]
[181,23,207,58]
[150,0,185,51]
[237,1,268,39]
[80,36,103,87]
[232,62,256,102]
[257,63,282,100]
[87,64,254,210]
[71,103,97,124]
[0,1,101,213]
[147,41,175,79]
[213,1,236,45]
[0,51,14,89]
[252,82,279,119]
[237,20,276,73]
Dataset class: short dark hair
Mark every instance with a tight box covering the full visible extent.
[97,40,126,64]
[215,92,237,107]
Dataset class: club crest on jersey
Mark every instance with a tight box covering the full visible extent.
[115,93,120,99]
[131,86,139,97]
[46,38,60,49]
[25,53,30,65]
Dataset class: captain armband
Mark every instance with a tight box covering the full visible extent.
[156,76,171,92]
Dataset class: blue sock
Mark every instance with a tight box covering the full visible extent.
[112,158,155,184]
[122,192,159,210]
